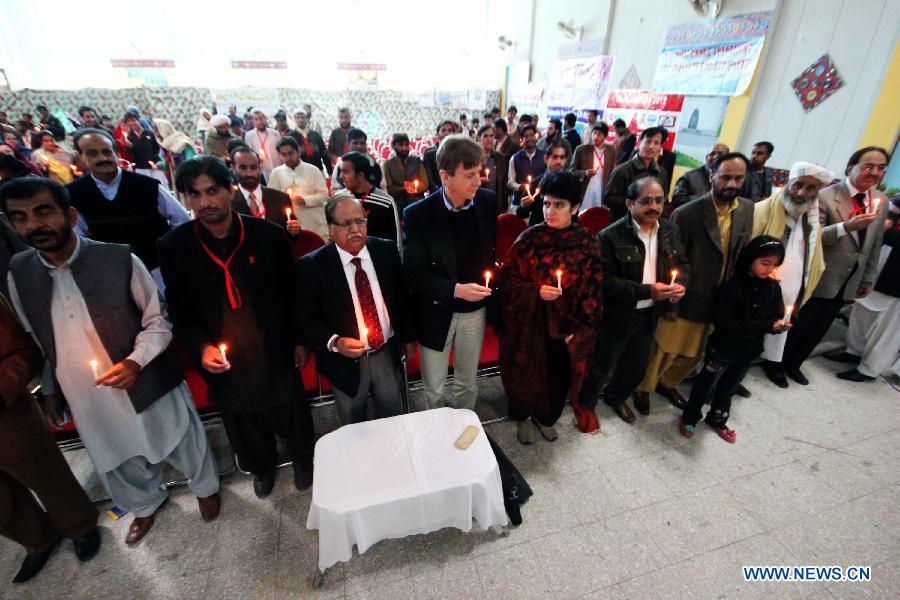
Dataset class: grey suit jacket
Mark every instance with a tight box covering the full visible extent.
[814,181,887,301]
[670,192,754,324]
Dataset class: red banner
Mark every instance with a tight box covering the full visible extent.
[606,90,684,112]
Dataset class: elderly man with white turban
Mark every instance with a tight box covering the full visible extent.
[754,161,831,387]
[203,114,238,162]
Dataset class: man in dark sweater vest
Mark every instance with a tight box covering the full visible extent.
[68,128,190,288]
[403,135,497,409]
[507,124,546,208]
[2,178,221,546]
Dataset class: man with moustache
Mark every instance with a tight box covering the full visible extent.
[230,146,299,235]
[243,111,282,178]
[476,125,509,212]
[204,114,239,162]
[158,157,315,498]
[328,107,354,166]
[290,110,329,172]
[634,153,753,413]
[4,177,220,545]
[268,137,330,239]
[516,138,571,227]
[507,124,546,210]
[382,133,429,209]
[754,162,831,387]
[672,142,730,210]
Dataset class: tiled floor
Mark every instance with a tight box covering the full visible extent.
[1,353,899,599]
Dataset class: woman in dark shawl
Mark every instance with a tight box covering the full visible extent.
[499,169,604,443]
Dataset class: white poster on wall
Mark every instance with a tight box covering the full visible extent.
[544,55,614,123]
[211,87,280,117]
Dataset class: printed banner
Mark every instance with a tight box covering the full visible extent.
[653,11,772,96]
[673,95,730,168]
[544,55,614,120]
[211,87,280,117]
[230,61,287,69]
[604,89,685,151]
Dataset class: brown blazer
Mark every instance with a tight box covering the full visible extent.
[0,295,47,465]
[571,142,616,201]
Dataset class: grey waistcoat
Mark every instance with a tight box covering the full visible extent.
[9,238,181,413]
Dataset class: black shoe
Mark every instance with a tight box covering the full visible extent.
[12,539,60,584]
[72,528,101,562]
[733,384,752,398]
[761,360,788,388]
[785,366,809,385]
[824,351,861,364]
[293,463,313,491]
[253,471,276,498]
[836,368,875,382]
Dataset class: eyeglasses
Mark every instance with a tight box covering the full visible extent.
[333,218,368,228]
[634,196,666,206]
[860,164,887,173]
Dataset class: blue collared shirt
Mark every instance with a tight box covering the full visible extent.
[441,187,474,212]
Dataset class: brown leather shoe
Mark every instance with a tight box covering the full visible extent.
[197,492,221,523]
[655,384,688,409]
[125,498,167,545]
[633,392,650,415]
[612,402,636,423]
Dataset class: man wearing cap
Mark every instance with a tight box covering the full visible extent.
[754,162,830,387]
[203,115,238,162]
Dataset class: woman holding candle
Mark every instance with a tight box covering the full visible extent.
[680,236,789,443]
[499,169,604,443]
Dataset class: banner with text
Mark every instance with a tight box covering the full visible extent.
[603,90,685,151]
[544,55,614,122]
[211,87,280,117]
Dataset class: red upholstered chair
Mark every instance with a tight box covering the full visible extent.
[579,206,611,235]
[496,213,527,266]
[290,230,326,259]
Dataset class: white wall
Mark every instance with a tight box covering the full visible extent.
[738,0,900,173]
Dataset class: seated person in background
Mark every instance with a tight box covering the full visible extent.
[30,132,75,185]
[500,169,604,442]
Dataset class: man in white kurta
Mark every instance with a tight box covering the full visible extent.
[268,137,330,238]
[753,162,830,387]
[243,111,282,179]
[2,177,219,544]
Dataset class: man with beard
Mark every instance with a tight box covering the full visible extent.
[740,141,775,203]
[779,147,889,385]
[68,128,189,289]
[230,146,299,236]
[672,142,730,210]
[204,115,238,161]
[340,152,401,253]
[382,133,429,209]
[754,162,831,387]
[476,124,509,212]
[327,107,353,166]
[516,138,570,226]
[4,178,221,545]
[268,137,330,239]
[536,118,562,153]
[424,120,457,193]
[290,110,329,172]
[159,157,316,498]
[507,124,546,210]
[77,106,106,132]
[634,153,753,413]
[572,121,616,209]
[243,111,282,178]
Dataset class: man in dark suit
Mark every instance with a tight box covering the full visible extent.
[636,153,754,410]
[591,176,689,422]
[671,142,730,210]
[0,296,100,583]
[296,195,415,424]
[493,118,516,158]
[403,134,497,410]
[159,156,316,499]
[230,146,299,235]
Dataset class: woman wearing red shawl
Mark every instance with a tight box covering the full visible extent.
[499,169,603,443]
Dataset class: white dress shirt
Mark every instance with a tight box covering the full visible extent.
[239,184,266,216]
[327,245,394,352]
[836,178,872,241]
[633,219,659,309]
[268,161,330,238]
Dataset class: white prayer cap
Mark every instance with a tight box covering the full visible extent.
[789,161,833,184]
[210,114,230,127]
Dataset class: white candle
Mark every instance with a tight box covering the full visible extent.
[524,183,531,197]
[218,344,228,364]
[783,304,794,323]
[90,359,100,380]
[361,326,369,345]
[556,269,563,290]
[872,198,881,213]
[414,179,419,193]
[669,269,678,286]
[484,168,490,179]
[285,207,293,220]
[484,270,492,287]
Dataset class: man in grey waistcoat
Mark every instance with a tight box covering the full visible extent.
[1,177,221,546]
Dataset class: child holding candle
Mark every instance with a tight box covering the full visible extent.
[679,236,790,443]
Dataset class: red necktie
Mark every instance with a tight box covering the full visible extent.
[351,257,384,350]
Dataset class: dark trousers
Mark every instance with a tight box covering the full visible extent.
[591,309,655,407]
[332,339,404,426]
[510,336,569,427]
[221,398,315,476]
[682,351,751,428]
[782,292,845,369]
[0,433,97,553]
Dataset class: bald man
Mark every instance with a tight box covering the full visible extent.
[671,143,729,210]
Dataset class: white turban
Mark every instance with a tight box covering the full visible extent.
[789,161,833,184]
[209,114,230,127]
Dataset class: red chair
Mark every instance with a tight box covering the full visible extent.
[579,206,611,235]
[496,213,527,266]
[290,230,326,259]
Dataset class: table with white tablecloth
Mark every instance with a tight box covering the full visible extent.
[306,407,508,571]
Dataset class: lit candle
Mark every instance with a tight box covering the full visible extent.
[534,187,540,197]
[361,326,369,345]
[556,269,563,290]
[484,167,490,179]
[218,344,228,364]
[669,269,678,286]
[414,179,419,193]
[524,183,531,197]
[148,160,156,169]
[872,198,881,213]
[783,304,794,323]
[90,359,100,380]
[285,207,293,220]
[285,184,293,198]
[258,148,266,159]
[484,270,492,287]
[232,184,239,192]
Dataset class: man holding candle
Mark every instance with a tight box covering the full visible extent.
[243,110,282,179]
[476,124,509,213]
[507,124,546,211]
[589,176,688,423]
[296,193,415,425]
[229,146,299,235]
[753,161,831,387]
[572,121,616,209]
[516,139,571,227]
[403,134,497,410]
[604,126,670,223]
[634,153,754,413]
[268,137,330,239]
[159,157,316,499]
[780,147,889,385]
[3,177,221,545]
[339,153,402,255]
[382,133,429,210]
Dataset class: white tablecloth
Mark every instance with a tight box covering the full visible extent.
[306,408,508,570]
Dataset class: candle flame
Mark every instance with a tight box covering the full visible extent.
[218,344,227,354]
[285,207,292,219]
[89,359,98,368]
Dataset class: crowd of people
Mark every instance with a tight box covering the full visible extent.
[0,100,896,584]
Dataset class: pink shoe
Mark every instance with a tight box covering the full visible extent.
[712,426,736,444]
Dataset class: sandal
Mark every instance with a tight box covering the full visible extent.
[678,420,694,438]
[712,426,736,444]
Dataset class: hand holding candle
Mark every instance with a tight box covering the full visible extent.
[783,304,794,323]
[484,270,492,288]
[556,269,563,291]
[285,207,293,220]
[414,179,419,193]
[90,359,100,381]
[669,269,678,286]
[218,344,229,366]
[361,326,369,346]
